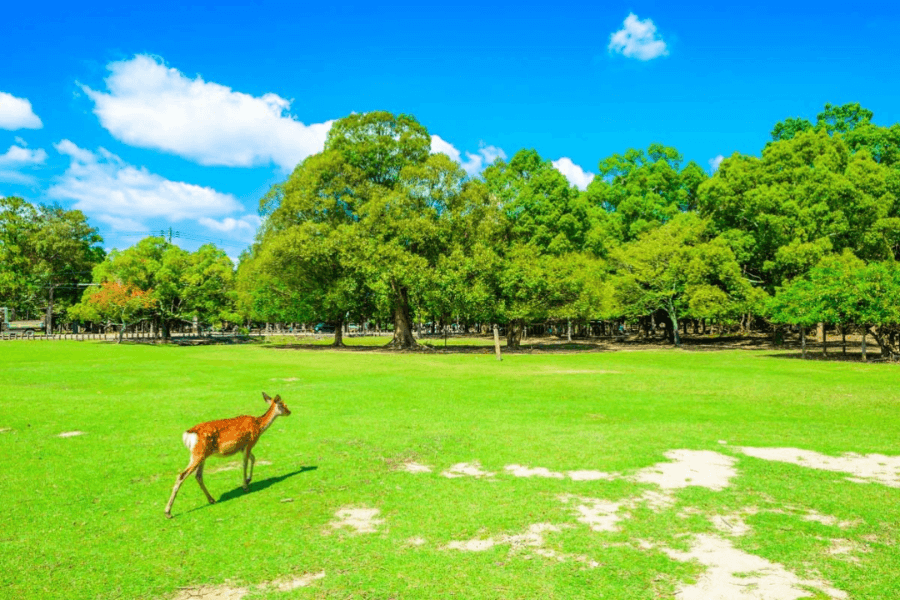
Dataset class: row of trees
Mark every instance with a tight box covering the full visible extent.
[3,103,899,354]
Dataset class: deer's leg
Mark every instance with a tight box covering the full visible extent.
[242,447,256,491]
[165,454,203,518]
[195,460,216,505]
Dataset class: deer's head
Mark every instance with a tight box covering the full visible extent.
[263,392,291,416]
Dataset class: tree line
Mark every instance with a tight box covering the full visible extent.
[2,103,899,354]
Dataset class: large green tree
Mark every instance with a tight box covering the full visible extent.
[0,197,104,331]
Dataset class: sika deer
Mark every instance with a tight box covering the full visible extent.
[165,392,291,518]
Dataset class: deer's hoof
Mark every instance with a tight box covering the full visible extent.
[208,498,216,505]
[165,512,173,519]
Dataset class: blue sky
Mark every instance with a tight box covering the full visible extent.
[2,1,899,257]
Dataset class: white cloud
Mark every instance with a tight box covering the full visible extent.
[608,14,668,61]
[552,157,595,190]
[430,135,461,163]
[46,140,244,228]
[82,55,332,171]
[709,155,724,172]
[0,143,48,185]
[0,92,43,130]
[198,215,260,234]
[431,135,506,176]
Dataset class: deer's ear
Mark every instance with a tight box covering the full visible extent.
[263,392,272,403]
[274,394,282,403]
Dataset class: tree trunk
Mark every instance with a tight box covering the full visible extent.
[842,326,846,354]
[506,319,524,349]
[566,319,572,342]
[666,301,681,347]
[861,326,866,362]
[332,317,345,347]
[493,324,502,361]
[801,326,806,359]
[822,326,827,355]
[46,285,55,337]
[387,284,417,349]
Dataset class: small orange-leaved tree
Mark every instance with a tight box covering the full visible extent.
[70,281,156,343]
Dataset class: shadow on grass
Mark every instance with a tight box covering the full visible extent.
[216,466,318,503]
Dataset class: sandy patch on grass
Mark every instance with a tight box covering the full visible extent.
[801,510,856,529]
[739,447,900,488]
[171,584,248,600]
[406,536,427,546]
[445,523,600,567]
[505,465,565,479]
[663,534,847,600]
[567,470,616,481]
[269,571,326,591]
[710,514,752,537]
[399,462,432,473]
[634,450,737,491]
[207,459,272,474]
[559,495,627,532]
[330,507,383,533]
[442,462,495,478]
[57,431,85,438]
[503,464,615,481]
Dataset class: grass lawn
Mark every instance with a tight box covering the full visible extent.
[1,340,898,599]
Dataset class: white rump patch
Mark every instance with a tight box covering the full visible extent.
[330,507,384,534]
[441,462,495,478]
[399,462,432,473]
[633,450,737,491]
[505,465,565,479]
[739,447,900,488]
[58,431,85,438]
[182,431,198,451]
[270,571,325,591]
[663,534,847,600]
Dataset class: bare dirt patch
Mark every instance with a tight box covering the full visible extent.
[399,462,432,473]
[444,523,599,567]
[330,507,384,534]
[559,495,626,532]
[633,450,737,491]
[268,571,326,591]
[171,584,248,600]
[567,470,616,481]
[663,534,847,600]
[505,464,565,479]
[441,462,495,478]
[739,447,900,488]
[57,431,85,438]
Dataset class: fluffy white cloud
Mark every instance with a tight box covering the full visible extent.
[431,135,506,176]
[552,157,595,190]
[0,92,43,130]
[0,143,48,184]
[82,55,332,171]
[608,14,668,61]
[198,215,261,234]
[46,140,244,227]
[709,154,725,172]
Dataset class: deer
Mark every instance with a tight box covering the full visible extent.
[165,392,291,518]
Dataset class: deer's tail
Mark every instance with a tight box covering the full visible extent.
[182,431,199,452]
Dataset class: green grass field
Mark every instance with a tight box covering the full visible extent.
[1,340,898,599]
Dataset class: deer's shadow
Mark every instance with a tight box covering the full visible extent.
[216,466,318,503]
